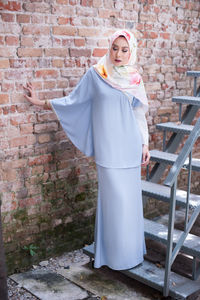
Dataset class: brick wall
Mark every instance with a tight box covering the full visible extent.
[0,0,199,273]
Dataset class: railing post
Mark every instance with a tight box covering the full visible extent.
[0,199,8,300]
[184,151,192,232]
[163,179,177,297]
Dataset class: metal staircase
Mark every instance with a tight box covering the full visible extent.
[83,70,200,299]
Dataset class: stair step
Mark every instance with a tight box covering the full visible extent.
[150,149,200,171]
[172,96,200,106]
[144,218,200,259]
[187,71,200,77]
[83,244,200,299]
[141,180,200,209]
[156,122,194,134]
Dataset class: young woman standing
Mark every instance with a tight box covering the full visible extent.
[24,30,150,270]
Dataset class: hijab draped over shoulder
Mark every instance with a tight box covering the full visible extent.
[93,30,148,113]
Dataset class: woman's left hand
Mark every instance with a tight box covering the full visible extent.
[142,144,150,166]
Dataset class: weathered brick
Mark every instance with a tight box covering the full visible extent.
[1,13,15,22]
[0,47,15,57]
[34,122,58,133]
[5,36,19,46]
[2,82,14,93]
[0,59,10,68]
[20,37,34,47]
[0,94,9,104]
[22,25,50,35]
[10,135,36,148]
[43,81,56,89]
[23,3,51,13]
[78,27,100,37]
[53,26,76,36]
[28,154,53,166]
[92,48,108,57]
[45,48,68,57]
[17,14,31,23]
[69,48,91,57]
[52,59,64,68]
[38,134,51,144]
[58,17,69,25]
[35,69,58,79]
[52,4,75,15]
[61,68,85,77]
[18,48,43,57]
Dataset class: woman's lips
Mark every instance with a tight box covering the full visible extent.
[115,59,121,62]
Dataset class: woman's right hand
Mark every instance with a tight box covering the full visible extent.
[23,82,43,106]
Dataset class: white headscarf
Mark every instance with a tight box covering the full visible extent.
[93,29,148,112]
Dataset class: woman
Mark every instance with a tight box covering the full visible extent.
[24,30,150,270]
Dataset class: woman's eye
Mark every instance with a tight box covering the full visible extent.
[112,47,118,51]
[122,50,128,53]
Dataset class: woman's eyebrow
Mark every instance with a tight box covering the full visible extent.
[112,44,129,48]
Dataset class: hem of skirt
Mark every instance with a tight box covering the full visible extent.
[95,160,142,169]
[94,257,144,271]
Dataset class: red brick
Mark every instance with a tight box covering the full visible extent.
[35,69,58,79]
[45,48,68,57]
[160,32,171,39]
[17,48,43,57]
[92,48,107,57]
[0,1,21,11]
[1,13,15,22]
[74,39,85,47]
[81,0,93,6]
[58,17,69,25]
[53,26,76,36]
[69,48,91,57]
[28,154,53,166]
[0,59,9,68]
[69,0,78,4]
[22,25,50,35]
[150,32,158,39]
[0,94,9,104]
[31,15,44,24]
[56,0,69,3]
[5,36,19,46]
[16,14,30,23]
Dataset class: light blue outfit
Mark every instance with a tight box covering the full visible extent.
[50,67,146,270]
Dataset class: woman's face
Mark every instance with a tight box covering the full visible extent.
[110,36,131,67]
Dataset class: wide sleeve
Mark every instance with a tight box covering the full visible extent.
[50,69,94,157]
[132,97,149,146]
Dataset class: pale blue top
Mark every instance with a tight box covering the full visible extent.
[50,67,143,168]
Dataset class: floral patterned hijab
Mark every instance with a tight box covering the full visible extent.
[93,30,148,112]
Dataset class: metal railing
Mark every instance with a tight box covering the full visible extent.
[162,118,200,296]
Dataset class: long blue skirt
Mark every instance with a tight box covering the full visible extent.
[94,165,146,270]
